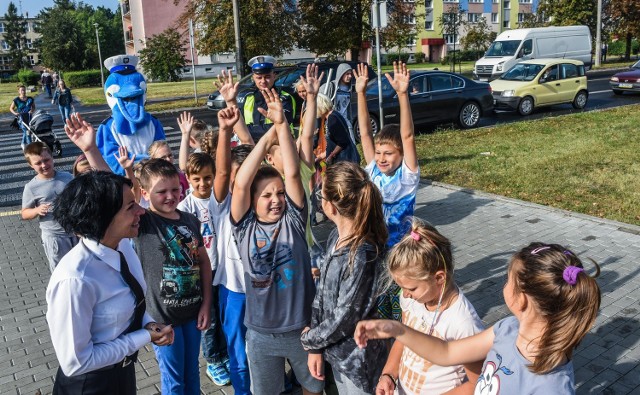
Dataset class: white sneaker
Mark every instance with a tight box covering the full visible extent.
[21,143,25,151]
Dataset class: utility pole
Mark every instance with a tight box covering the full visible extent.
[189,19,198,105]
[372,0,386,129]
[595,0,602,67]
[232,0,244,77]
[94,23,105,88]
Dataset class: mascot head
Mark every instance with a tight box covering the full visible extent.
[103,55,148,135]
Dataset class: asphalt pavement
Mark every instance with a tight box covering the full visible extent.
[0,90,639,394]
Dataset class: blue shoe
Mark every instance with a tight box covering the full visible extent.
[223,356,230,372]
[206,362,231,386]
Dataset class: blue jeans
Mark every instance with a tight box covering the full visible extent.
[153,319,201,395]
[201,279,228,364]
[58,104,72,123]
[20,123,31,148]
[219,285,250,395]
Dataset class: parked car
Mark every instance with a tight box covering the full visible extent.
[609,60,640,95]
[490,59,588,116]
[364,70,494,132]
[206,62,377,125]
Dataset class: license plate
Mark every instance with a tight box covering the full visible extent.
[206,101,213,107]
[479,78,489,82]
[619,83,633,88]
[493,99,497,105]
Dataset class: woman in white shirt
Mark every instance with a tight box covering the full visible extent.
[47,171,174,394]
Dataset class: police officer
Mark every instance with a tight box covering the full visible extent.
[242,55,296,141]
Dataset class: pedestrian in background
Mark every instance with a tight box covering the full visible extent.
[9,84,35,150]
[52,79,75,123]
[41,70,53,98]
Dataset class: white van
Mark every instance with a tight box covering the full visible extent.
[474,26,592,81]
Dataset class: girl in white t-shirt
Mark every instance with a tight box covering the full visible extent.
[377,219,484,395]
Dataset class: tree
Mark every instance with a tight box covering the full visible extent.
[175,0,300,72]
[438,5,466,71]
[3,2,29,71]
[517,12,547,29]
[381,0,421,55]
[535,0,596,39]
[139,28,187,82]
[607,0,640,60]
[461,16,494,54]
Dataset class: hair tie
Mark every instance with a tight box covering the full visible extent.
[531,246,551,255]
[563,266,584,286]
[410,231,420,241]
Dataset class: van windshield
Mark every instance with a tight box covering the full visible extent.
[500,63,544,81]
[485,40,522,57]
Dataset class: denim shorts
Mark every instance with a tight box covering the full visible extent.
[246,328,324,395]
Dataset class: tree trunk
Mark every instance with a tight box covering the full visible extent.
[625,32,632,61]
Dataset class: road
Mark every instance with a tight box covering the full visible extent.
[0,69,636,208]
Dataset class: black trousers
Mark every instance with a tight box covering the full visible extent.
[52,363,136,395]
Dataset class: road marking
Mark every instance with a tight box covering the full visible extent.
[0,210,20,217]
[590,90,614,95]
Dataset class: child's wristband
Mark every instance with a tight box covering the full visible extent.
[379,373,397,390]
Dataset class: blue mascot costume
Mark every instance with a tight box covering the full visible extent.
[97,55,165,174]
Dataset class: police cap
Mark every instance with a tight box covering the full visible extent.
[248,55,277,74]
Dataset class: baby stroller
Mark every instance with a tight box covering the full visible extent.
[16,110,63,157]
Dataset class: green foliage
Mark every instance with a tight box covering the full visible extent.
[606,0,640,60]
[0,74,20,83]
[441,49,485,65]
[17,69,40,86]
[3,2,30,71]
[461,17,494,53]
[36,1,124,71]
[139,28,187,82]
[380,0,422,55]
[383,53,413,65]
[64,69,105,87]
[536,0,596,39]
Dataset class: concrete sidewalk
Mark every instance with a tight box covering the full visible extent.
[1,175,639,392]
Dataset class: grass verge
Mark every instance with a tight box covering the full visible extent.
[381,61,475,74]
[415,105,640,226]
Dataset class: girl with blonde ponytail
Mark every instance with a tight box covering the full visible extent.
[355,242,602,395]
[300,161,390,394]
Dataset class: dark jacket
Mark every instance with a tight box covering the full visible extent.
[300,229,390,393]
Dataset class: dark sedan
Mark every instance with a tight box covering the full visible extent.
[610,60,640,95]
[365,71,494,132]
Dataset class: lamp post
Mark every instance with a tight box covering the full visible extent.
[94,23,105,87]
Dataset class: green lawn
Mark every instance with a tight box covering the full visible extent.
[0,82,32,114]
[380,61,475,74]
[414,105,640,226]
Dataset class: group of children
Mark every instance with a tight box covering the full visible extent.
[25,61,602,395]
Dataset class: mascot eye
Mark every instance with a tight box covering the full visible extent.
[107,92,113,97]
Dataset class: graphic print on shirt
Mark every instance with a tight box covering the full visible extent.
[198,207,215,250]
[399,308,435,392]
[249,227,296,289]
[474,353,514,395]
[159,224,202,306]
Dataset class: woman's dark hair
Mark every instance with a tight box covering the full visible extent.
[53,171,132,241]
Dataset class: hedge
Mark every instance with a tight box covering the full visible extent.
[63,69,106,88]
[17,69,40,86]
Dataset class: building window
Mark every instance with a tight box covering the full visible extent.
[28,55,35,65]
[469,0,483,3]
[0,23,4,33]
[425,0,433,7]
[406,35,417,46]
[402,14,416,24]
[27,39,33,49]
[503,20,510,28]
[504,0,510,8]
[518,13,526,22]
[1,41,9,50]
[425,20,433,30]
[493,0,499,3]
[519,0,532,3]
[468,13,481,23]
[443,0,459,3]
[444,34,458,44]
[491,13,498,23]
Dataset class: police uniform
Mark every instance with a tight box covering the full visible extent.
[241,56,296,141]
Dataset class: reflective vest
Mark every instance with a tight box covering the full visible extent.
[244,90,296,133]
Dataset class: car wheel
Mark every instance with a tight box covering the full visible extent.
[613,90,623,96]
[518,96,534,116]
[572,90,588,109]
[458,101,481,129]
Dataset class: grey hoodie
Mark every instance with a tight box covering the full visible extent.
[321,63,353,122]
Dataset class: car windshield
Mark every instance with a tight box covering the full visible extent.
[500,63,544,81]
[485,40,521,57]
[366,77,396,98]
[632,60,640,69]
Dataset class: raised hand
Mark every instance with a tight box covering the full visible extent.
[354,63,369,93]
[215,70,240,102]
[64,113,96,153]
[257,88,285,124]
[384,61,410,94]
[115,146,135,171]
[177,111,194,136]
[300,64,324,96]
[218,106,240,130]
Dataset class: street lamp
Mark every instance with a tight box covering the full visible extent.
[94,23,105,87]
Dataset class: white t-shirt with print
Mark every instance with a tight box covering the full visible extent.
[177,194,218,272]
[398,290,484,395]
[210,194,245,293]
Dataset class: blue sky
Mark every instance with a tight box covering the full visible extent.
[1,0,118,17]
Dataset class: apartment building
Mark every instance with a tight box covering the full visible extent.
[0,18,41,75]
[393,0,539,63]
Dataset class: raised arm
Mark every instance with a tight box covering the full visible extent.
[65,113,111,172]
[177,111,194,172]
[230,126,278,223]
[355,319,494,367]
[299,64,324,169]
[216,70,254,146]
[214,106,237,203]
[354,63,374,164]
[385,62,418,171]
[258,88,304,208]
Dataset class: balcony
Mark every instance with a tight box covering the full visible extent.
[125,30,134,46]
[122,1,131,18]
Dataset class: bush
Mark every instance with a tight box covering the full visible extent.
[17,69,40,86]
[0,73,20,83]
[64,69,106,88]
[440,49,484,65]
[383,53,412,65]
